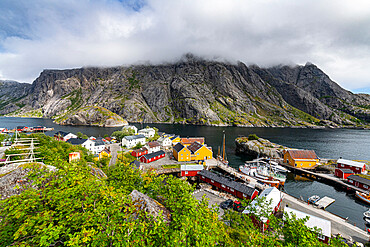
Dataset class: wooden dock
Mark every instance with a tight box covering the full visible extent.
[314,196,335,209]
[280,163,369,194]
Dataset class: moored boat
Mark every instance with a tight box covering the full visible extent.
[308,195,320,204]
[355,191,370,205]
[363,209,370,218]
[239,165,280,188]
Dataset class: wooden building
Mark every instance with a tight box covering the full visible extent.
[198,170,258,200]
[131,147,148,157]
[140,150,165,163]
[337,159,366,174]
[243,187,283,231]
[180,137,205,146]
[284,207,331,244]
[283,149,318,169]
[347,175,370,190]
[180,164,204,177]
[334,168,354,179]
[173,142,212,162]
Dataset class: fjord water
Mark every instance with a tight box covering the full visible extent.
[1,117,370,229]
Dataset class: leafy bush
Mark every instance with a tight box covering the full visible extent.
[248,134,259,140]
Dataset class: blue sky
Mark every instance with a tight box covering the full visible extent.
[0,0,370,94]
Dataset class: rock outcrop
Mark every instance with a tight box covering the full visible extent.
[3,56,370,128]
[0,163,57,200]
[129,189,171,223]
[0,80,32,115]
[235,137,288,159]
[56,106,128,127]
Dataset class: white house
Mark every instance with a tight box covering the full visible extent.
[67,138,96,153]
[54,131,77,142]
[93,137,106,154]
[138,128,156,138]
[122,135,146,148]
[123,125,138,135]
[157,136,172,148]
[146,141,161,154]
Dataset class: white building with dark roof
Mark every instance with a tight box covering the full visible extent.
[138,128,156,138]
[122,134,146,148]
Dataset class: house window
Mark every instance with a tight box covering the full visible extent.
[221,184,225,188]
[230,188,234,192]
[211,180,214,183]
[197,153,199,155]
[300,163,303,166]
[185,171,188,175]
[309,163,311,166]
[365,185,369,189]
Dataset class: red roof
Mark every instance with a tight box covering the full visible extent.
[148,141,160,148]
[181,137,205,145]
[286,150,318,160]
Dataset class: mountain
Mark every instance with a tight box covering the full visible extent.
[2,57,370,127]
[0,80,32,115]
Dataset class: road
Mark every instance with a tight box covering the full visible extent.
[108,143,121,167]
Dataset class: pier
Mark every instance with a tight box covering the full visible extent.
[282,193,369,243]
[279,162,369,194]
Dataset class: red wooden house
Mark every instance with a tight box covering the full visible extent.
[198,170,258,200]
[334,168,354,179]
[131,147,148,157]
[140,150,165,163]
[337,159,366,174]
[180,164,204,176]
[16,126,29,132]
[347,175,370,190]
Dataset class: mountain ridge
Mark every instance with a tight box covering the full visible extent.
[1,58,369,128]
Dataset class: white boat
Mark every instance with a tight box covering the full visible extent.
[245,160,287,186]
[363,209,370,218]
[269,161,289,173]
[308,195,320,204]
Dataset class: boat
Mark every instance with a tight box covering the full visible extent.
[269,160,289,173]
[239,164,280,188]
[363,209,370,218]
[365,217,370,224]
[308,195,320,204]
[244,159,287,186]
[355,191,370,205]
[217,130,229,165]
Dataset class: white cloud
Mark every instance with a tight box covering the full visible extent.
[0,0,370,92]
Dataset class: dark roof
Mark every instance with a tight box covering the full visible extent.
[130,160,141,169]
[142,150,165,160]
[337,168,354,174]
[188,141,203,153]
[67,138,88,145]
[32,126,44,129]
[124,134,146,140]
[95,137,105,146]
[347,175,370,186]
[198,170,257,196]
[286,150,318,160]
[54,131,69,137]
[133,147,148,153]
[173,143,185,152]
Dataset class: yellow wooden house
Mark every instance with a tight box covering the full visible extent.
[94,148,112,161]
[283,149,318,169]
[173,143,191,161]
[173,141,213,162]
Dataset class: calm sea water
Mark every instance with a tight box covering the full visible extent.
[1,117,370,229]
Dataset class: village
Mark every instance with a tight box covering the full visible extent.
[1,124,370,245]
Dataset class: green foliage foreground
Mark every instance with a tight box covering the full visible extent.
[0,134,349,246]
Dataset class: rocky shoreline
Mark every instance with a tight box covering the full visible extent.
[235,136,289,159]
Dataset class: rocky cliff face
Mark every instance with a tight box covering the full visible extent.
[235,137,287,159]
[3,57,370,127]
[0,80,32,115]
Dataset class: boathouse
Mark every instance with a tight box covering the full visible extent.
[337,159,366,174]
[347,175,370,190]
[334,168,354,179]
[180,164,204,177]
[243,187,283,230]
[140,150,165,163]
[131,147,148,157]
[16,126,29,132]
[283,149,319,169]
[284,207,331,244]
[198,170,258,200]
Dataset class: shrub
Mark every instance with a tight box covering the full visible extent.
[248,134,259,141]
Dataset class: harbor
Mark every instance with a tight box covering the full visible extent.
[1,117,370,243]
